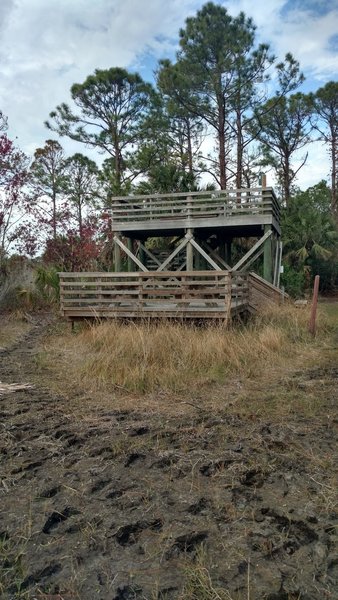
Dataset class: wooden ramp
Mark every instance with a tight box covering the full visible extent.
[59,271,285,322]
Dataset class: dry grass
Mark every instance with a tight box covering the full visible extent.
[39,303,334,402]
[178,547,237,600]
[0,315,30,349]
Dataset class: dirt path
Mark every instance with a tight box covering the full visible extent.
[0,318,337,599]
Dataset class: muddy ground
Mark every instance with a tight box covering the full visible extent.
[0,316,337,600]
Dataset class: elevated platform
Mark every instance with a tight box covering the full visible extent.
[60,187,284,322]
[107,187,281,237]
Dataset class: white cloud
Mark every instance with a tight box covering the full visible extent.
[0,0,14,31]
[225,0,338,83]
[295,141,330,189]
[0,0,336,191]
[0,0,197,151]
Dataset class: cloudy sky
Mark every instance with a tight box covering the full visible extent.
[0,0,337,189]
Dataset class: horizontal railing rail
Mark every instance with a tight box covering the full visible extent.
[59,271,249,319]
[104,188,280,227]
[248,272,287,311]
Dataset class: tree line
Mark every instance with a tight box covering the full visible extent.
[0,2,337,292]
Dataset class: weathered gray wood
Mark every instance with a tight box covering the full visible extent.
[156,235,191,271]
[232,229,272,272]
[273,235,279,287]
[276,241,282,289]
[114,234,122,272]
[109,187,271,202]
[241,246,264,272]
[186,229,194,271]
[137,242,162,267]
[201,241,231,270]
[127,237,134,272]
[189,238,222,271]
[263,225,273,283]
[113,214,276,234]
[104,188,280,236]
[113,235,148,272]
[59,269,285,322]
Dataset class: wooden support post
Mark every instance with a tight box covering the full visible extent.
[190,238,222,270]
[241,246,264,272]
[232,229,272,272]
[273,235,279,286]
[195,238,201,270]
[186,228,194,271]
[276,241,283,288]
[138,241,145,267]
[309,275,320,336]
[138,241,161,267]
[114,233,121,272]
[113,235,148,271]
[138,273,143,309]
[127,238,133,272]
[225,241,232,266]
[202,240,231,270]
[157,235,190,272]
[263,226,273,283]
[225,271,232,326]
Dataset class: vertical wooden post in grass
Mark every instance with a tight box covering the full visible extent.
[309,275,320,336]
[263,225,273,283]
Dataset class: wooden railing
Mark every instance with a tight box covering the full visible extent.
[59,271,249,319]
[106,188,280,228]
[248,273,287,311]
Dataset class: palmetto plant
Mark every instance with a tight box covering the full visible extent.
[35,265,60,302]
[282,182,337,267]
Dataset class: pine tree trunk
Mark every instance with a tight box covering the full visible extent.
[284,158,291,206]
[331,134,337,217]
[218,92,227,190]
[114,134,122,194]
[78,202,83,239]
[52,188,57,239]
[236,109,243,190]
[186,120,194,178]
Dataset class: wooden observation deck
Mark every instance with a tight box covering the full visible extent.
[59,187,285,322]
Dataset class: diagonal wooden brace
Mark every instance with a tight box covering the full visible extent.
[201,241,231,270]
[189,238,222,271]
[137,241,162,267]
[156,234,191,271]
[241,246,264,271]
[231,229,272,272]
[113,235,148,271]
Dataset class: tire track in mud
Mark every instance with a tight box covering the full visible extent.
[0,317,337,599]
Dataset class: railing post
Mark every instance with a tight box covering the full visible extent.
[187,194,193,220]
[138,273,143,310]
[309,275,320,336]
[226,271,232,324]
[59,274,64,316]
[98,275,103,307]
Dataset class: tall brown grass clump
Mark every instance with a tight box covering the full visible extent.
[44,303,329,395]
